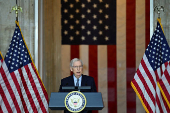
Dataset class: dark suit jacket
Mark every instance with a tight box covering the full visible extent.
[59,74,97,92]
[59,75,97,113]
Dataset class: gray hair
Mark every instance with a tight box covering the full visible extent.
[70,58,83,67]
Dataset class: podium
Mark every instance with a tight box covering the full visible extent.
[49,92,104,111]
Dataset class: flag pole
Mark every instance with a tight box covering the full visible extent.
[12,0,22,22]
[154,4,164,19]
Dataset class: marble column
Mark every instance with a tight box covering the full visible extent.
[42,0,62,113]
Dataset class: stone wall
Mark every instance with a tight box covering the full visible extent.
[0,0,35,59]
[154,0,170,44]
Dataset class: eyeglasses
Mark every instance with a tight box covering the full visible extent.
[72,66,83,68]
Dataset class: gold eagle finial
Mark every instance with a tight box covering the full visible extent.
[12,5,22,21]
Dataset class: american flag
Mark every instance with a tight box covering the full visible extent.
[131,19,170,113]
[0,21,49,113]
[0,52,3,113]
[61,0,150,113]
[0,52,3,66]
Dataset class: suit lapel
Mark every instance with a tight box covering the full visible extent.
[81,75,87,86]
[69,75,75,86]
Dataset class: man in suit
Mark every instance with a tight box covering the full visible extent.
[59,58,97,92]
[59,58,97,113]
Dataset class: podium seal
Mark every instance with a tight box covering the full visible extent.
[65,91,87,112]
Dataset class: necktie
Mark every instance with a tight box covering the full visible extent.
[76,79,79,87]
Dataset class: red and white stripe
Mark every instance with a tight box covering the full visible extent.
[0,61,49,113]
[158,62,170,110]
[0,52,6,113]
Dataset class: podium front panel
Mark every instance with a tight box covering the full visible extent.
[49,92,104,110]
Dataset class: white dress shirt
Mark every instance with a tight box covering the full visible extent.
[73,74,82,87]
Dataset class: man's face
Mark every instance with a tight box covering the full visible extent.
[70,61,83,79]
